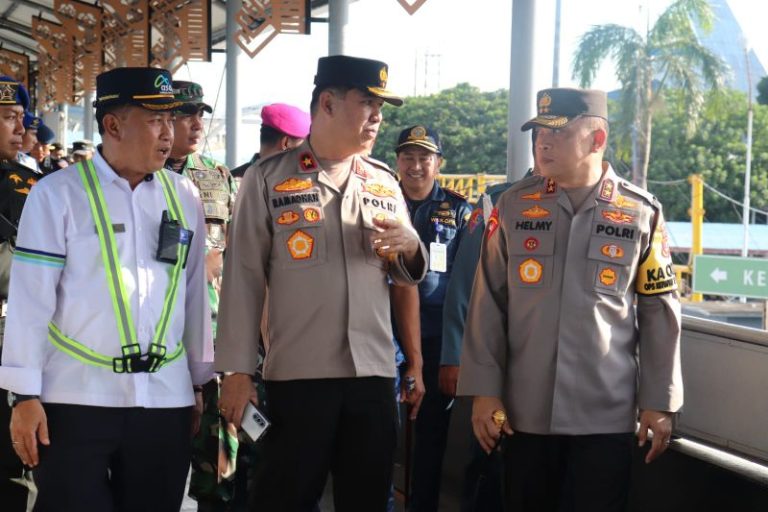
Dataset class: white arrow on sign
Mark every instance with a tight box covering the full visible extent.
[710,268,728,283]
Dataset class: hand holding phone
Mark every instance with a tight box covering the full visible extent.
[240,402,270,442]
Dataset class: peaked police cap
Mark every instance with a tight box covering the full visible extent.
[521,88,608,131]
[93,67,183,111]
[314,55,403,106]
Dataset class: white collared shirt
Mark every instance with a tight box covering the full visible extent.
[0,150,214,408]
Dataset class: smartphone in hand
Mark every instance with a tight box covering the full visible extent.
[241,402,270,442]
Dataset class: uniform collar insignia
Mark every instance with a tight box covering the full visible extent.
[298,152,317,173]
[352,158,371,180]
[598,179,614,201]
[545,178,557,195]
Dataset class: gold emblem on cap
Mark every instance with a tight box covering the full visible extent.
[410,126,427,140]
[0,83,16,103]
[379,67,388,87]
[538,92,552,114]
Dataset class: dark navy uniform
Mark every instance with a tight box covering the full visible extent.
[406,182,472,339]
[404,180,471,512]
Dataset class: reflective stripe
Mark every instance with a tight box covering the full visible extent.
[48,162,189,372]
[48,323,185,370]
[78,160,136,348]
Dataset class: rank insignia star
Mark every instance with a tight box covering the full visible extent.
[599,179,614,201]
[299,152,317,172]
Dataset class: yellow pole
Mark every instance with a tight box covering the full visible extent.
[689,174,704,302]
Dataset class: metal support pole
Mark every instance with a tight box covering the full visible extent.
[59,103,68,150]
[506,0,536,181]
[83,91,94,142]
[328,0,349,56]
[225,0,242,168]
[552,0,562,87]
[689,174,704,302]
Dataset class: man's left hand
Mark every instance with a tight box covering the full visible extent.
[638,409,674,463]
[370,218,419,262]
[400,365,425,420]
[191,388,204,437]
[438,365,460,397]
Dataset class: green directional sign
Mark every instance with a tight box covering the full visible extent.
[693,255,768,299]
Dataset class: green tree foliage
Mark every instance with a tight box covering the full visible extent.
[757,76,768,106]
[572,0,726,189]
[641,89,768,223]
[371,83,508,174]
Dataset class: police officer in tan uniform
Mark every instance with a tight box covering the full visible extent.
[459,88,683,512]
[216,56,427,512]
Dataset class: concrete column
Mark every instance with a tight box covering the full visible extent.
[83,91,94,142]
[225,0,242,168]
[328,0,349,55]
[506,0,536,181]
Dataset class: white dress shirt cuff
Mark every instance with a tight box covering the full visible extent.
[189,362,215,386]
[0,366,42,395]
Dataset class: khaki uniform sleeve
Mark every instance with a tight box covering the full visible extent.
[635,208,683,412]
[214,168,271,374]
[457,201,509,398]
[389,183,427,285]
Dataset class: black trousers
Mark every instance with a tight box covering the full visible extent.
[251,377,397,512]
[502,431,633,512]
[33,404,192,512]
[410,335,453,512]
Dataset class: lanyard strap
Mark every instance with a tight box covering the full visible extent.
[77,161,188,356]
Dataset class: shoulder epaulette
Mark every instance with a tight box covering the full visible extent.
[618,179,658,206]
[443,187,468,201]
[256,147,293,170]
[360,154,394,175]
[507,174,543,193]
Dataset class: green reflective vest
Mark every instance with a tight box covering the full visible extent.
[49,160,190,373]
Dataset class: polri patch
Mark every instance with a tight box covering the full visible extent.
[524,237,539,251]
[518,258,543,284]
[287,230,314,259]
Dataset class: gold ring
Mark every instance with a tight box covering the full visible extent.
[491,409,507,429]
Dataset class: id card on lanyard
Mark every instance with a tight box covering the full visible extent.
[429,220,447,272]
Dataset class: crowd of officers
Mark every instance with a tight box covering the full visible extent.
[0,54,682,512]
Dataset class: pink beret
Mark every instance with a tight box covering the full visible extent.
[261,103,311,138]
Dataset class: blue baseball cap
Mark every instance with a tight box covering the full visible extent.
[0,76,30,111]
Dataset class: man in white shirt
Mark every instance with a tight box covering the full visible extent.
[0,67,214,512]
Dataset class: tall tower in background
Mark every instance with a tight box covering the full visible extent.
[696,0,765,95]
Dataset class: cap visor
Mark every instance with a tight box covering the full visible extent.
[367,86,404,106]
[397,141,440,154]
[521,115,574,131]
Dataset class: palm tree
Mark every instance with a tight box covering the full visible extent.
[572,0,727,189]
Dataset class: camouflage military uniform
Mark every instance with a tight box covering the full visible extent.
[167,153,264,510]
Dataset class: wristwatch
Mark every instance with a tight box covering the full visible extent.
[7,391,39,408]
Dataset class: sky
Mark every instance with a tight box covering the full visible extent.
[175,0,768,163]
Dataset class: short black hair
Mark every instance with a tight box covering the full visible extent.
[95,104,130,135]
[309,85,351,117]
[260,124,283,147]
